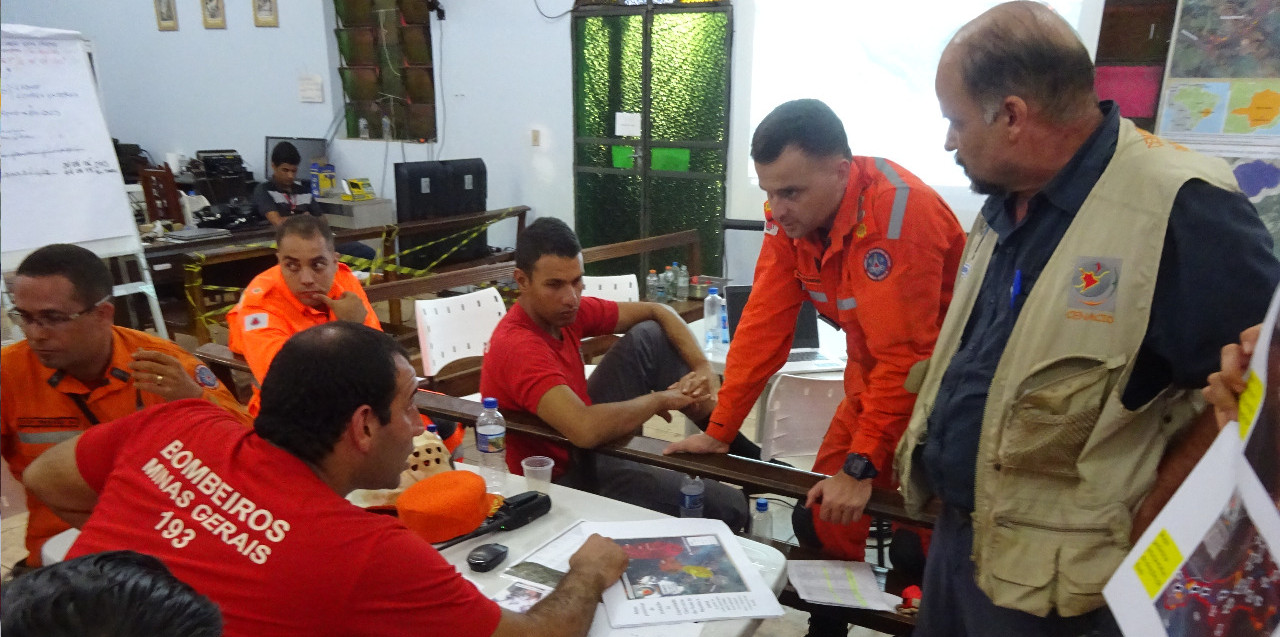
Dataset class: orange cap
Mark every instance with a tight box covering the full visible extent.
[396,470,502,543]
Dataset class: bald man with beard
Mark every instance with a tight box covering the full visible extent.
[894,3,1279,635]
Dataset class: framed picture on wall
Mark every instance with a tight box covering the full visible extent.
[201,0,226,29]
[253,0,278,27]
[154,0,178,31]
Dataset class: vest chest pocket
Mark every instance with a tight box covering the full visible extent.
[1001,356,1125,478]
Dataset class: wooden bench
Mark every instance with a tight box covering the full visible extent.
[413,391,930,636]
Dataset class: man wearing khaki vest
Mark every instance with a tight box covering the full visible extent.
[895,3,1280,635]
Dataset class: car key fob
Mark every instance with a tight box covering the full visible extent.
[467,542,508,572]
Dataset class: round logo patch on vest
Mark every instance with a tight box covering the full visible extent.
[194,365,219,388]
[864,248,892,281]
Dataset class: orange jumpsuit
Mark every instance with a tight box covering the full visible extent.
[1,326,249,565]
[227,263,382,415]
[706,157,965,559]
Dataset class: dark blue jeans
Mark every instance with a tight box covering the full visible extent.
[553,320,751,532]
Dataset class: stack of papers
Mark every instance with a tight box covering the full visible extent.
[785,560,896,611]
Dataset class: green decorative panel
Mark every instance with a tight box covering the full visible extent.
[575,172,644,276]
[573,7,730,278]
[648,176,723,276]
[574,15,644,139]
[649,12,730,143]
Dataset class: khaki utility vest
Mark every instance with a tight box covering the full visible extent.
[895,119,1239,617]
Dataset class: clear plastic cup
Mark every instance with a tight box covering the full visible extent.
[520,456,554,494]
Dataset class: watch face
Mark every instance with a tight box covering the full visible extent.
[843,454,877,480]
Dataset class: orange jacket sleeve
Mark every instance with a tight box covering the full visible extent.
[843,183,963,472]
[705,229,808,444]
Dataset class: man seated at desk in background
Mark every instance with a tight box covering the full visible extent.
[227,215,382,415]
[1,243,249,573]
[665,99,965,567]
[254,141,376,263]
[481,218,752,531]
[23,322,629,637]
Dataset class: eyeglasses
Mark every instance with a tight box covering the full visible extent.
[7,295,111,329]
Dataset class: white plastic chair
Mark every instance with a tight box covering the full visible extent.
[41,528,80,565]
[414,288,507,377]
[758,374,844,468]
[582,274,639,303]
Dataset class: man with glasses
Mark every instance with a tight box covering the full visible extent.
[1,243,248,572]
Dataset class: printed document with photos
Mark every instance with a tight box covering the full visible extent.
[1102,287,1280,637]
[580,518,784,628]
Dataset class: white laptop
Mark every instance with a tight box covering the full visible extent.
[725,285,845,374]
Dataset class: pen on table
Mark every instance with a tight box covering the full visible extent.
[1010,269,1022,309]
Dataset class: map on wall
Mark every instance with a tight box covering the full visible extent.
[1232,157,1280,257]
[1157,0,1280,140]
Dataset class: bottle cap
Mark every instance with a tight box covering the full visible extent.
[756,497,768,511]
[482,397,498,409]
[708,287,718,295]
[427,423,438,433]
[649,269,656,273]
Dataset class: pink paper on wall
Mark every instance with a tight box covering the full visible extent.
[1095,66,1164,119]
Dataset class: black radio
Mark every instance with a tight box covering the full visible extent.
[195,150,246,177]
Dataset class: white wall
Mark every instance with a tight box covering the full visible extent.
[4,0,1104,248]
[1,0,570,250]
[1,1,342,179]
[326,0,575,250]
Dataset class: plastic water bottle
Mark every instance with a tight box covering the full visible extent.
[646,269,660,302]
[381,114,393,139]
[680,475,704,518]
[475,397,507,493]
[358,117,371,139]
[718,289,730,353]
[676,265,690,302]
[656,268,669,303]
[666,263,679,300]
[750,498,772,540]
[703,287,721,354]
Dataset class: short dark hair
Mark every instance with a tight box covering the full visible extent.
[515,217,581,274]
[956,4,1097,123]
[271,141,301,167]
[1,550,221,637]
[255,323,410,465]
[275,213,334,248]
[750,99,853,164]
[15,244,113,307]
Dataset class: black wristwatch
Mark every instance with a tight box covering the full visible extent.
[841,453,878,480]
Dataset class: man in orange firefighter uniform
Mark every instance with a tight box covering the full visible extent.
[666,99,965,561]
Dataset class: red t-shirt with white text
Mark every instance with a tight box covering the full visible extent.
[480,297,619,478]
[68,400,501,637]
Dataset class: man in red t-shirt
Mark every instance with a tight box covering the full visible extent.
[24,323,628,637]
[481,218,750,531]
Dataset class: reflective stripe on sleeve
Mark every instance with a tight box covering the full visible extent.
[837,297,857,311]
[18,430,80,445]
[875,157,910,240]
[807,290,829,303]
